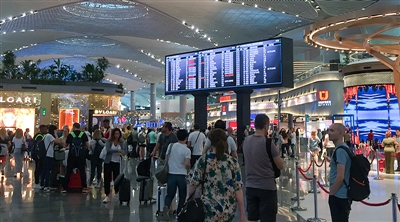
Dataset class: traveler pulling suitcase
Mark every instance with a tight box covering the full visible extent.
[156,186,176,220]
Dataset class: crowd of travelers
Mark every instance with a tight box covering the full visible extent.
[1,116,399,222]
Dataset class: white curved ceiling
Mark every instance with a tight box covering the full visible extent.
[0,0,394,105]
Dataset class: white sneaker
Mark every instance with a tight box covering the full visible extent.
[33,184,41,189]
[110,181,114,186]
[103,196,110,203]
[43,187,50,192]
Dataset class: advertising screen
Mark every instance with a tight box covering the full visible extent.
[165,37,293,95]
[0,108,35,133]
[59,109,80,130]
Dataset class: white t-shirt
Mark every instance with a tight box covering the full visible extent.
[12,137,25,149]
[204,135,237,154]
[44,134,55,158]
[111,143,121,163]
[291,132,296,145]
[188,131,206,155]
[166,142,191,175]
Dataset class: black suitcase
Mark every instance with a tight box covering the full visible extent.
[139,178,153,204]
[119,178,131,205]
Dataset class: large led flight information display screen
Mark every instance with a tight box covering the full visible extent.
[165,37,293,95]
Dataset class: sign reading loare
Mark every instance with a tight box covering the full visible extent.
[94,110,117,115]
[0,96,38,104]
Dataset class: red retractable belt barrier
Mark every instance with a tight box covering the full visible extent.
[297,167,312,180]
[299,161,313,173]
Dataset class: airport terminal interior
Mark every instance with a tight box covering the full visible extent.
[1,0,400,221]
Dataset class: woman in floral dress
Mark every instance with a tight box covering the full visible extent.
[188,128,247,222]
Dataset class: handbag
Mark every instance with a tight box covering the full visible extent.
[177,154,207,222]
[99,147,107,160]
[155,143,174,184]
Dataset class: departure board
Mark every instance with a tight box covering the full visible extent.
[165,37,293,95]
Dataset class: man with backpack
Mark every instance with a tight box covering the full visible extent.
[63,123,89,193]
[31,125,48,189]
[138,127,147,160]
[328,123,352,222]
[127,127,139,158]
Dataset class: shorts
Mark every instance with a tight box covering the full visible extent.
[246,187,277,222]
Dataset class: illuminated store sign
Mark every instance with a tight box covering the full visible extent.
[219,95,232,103]
[0,96,38,104]
[94,110,117,115]
[317,90,331,107]
[221,105,227,116]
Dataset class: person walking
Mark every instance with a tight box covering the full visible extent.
[102,128,125,203]
[89,129,105,187]
[12,128,25,177]
[42,125,63,192]
[242,114,284,222]
[187,123,206,168]
[189,128,246,222]
[163,129,191,217]
[328,123,352,222]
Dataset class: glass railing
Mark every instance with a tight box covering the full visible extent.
[294,63,341,83]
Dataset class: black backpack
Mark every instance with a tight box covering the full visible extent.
[138,133,146,144]
[31,134,47,161]
[93,140,103,156]
[265,137,281,178]
[127,132,134,145]
[333,146,370,201]
[70,132,85,157]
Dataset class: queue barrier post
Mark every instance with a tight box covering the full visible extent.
[291,161,307,211]
[392,193,398,222]
[306,175,326,222]
[374,150,383,180]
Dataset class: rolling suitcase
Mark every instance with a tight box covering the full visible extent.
[156,186,176,220]
[119,177,131,205]
[139,178,153,204]
[68,168,82,190]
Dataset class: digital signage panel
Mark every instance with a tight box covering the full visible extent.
[165,37,293,95]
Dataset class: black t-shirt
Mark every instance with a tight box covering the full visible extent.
[158,133,178,160]
[66,130,89,148]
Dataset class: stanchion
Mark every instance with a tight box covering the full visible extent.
[306,175,326,222]
[323,158,329,187]
[392,193,398,222]
[291,162,307,211]
[374,150,383,180]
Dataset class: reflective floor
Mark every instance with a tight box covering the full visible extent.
[1,153,398,222]
[0,153,306,222]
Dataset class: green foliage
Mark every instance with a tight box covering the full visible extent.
[0,52,114,85]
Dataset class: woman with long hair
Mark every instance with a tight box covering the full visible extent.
[188,128,246,222]
[12,128,25,177]
[280,131,290,158]
[89,129,105,187]
[102,128,125,203]
[0,128,11,178]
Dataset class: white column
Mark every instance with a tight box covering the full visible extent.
[150,83,156,119]
[179,95,187,121]
[130,91,136,111]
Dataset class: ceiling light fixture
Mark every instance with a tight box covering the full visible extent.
[254,4,258,8]
[268,7,272,10]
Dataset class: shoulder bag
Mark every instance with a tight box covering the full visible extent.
[177,153,207,222]
[188,131,201,151]
[155,143,174,184]
[266,137,281,178]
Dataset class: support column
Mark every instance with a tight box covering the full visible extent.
[288,113,294,129]
[179,95,187,121]
[150,83,156,119]
[130,91,136,111]
[192,93,209,130]
[234,89,253,147]
[40,92,51,125]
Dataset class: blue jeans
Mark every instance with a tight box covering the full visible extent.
[165,174,187,213]
[291,144,295,156]
[41,157,53,187]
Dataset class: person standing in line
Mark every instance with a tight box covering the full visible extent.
[24,128,32,147]
[42,125,63,192]
[328,123,352,222]
[102,128,125,203]
[31,125,48,188]
[128,127,139,158]
[138,127,147,160]
[163,129,191,217]
[382,131,396,174]
[103,119,112,139]
[146,128,157,158]
[367,130,374,147]
[203,120,238,160]
[187,123,206,168]
[243,114,283,222]
[290,128,297,158]
[280,131,290,158]
[394,129,400,172]
[12,128,25,177]
[89,129,105,187]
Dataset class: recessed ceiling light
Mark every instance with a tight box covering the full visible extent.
[182,20,185,24]
[268,7,272,10]
[242,2,245,5]
[296,15,299,17]
[254,4,258,8]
